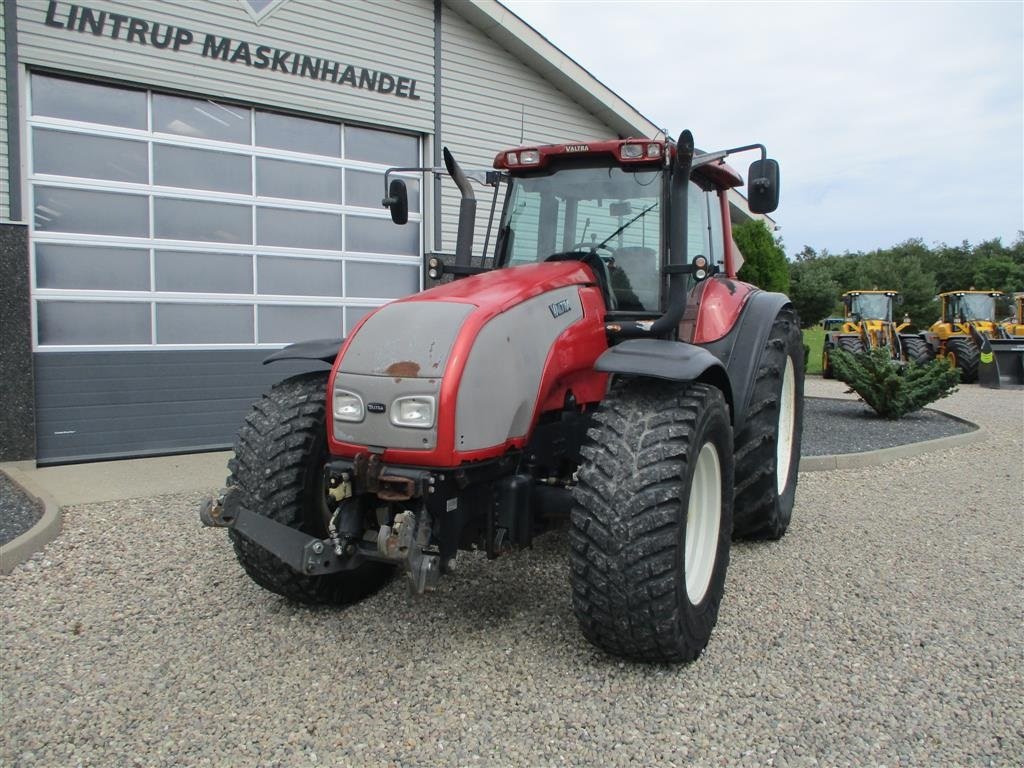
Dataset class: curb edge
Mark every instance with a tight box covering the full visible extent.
[799,403,984,473]
[0,468,63,576]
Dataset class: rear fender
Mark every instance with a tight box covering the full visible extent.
[263,337,344,366]
[594,339,733,421]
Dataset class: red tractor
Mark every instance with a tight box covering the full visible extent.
[201,131,804,663]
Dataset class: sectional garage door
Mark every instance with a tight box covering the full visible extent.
[28,73,423,463]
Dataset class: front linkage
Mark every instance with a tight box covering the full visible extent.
[201,451,522,594]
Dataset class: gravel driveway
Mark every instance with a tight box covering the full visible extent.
[2,381,1022,767]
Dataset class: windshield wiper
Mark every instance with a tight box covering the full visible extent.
[589,202,658,252]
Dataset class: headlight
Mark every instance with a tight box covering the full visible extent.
[333,390,364,422]
[390,395,435,429]
[620,143,644,159]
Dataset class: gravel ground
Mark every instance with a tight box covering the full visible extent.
[0,472,42,547]
[2,383,1022,767]
[801,396,973,456]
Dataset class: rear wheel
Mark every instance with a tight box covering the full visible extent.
[902,336,933,365]
[228,372,395,604]
[732,305,805,540]
[945,337,979,383]
[570,382,733,663]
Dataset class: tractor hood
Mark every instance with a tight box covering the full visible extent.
[404,260,600,314]
[327,260,609,466]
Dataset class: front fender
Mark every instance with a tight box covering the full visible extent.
[262,337,344,366]
[594,339,733,419]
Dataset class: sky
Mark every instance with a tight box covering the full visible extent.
[501,0,1024,258]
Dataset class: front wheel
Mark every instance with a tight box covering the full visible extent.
[570,382,734,663]
[945,337,979,383]
[732,305,805,540]
[227,372,395,605]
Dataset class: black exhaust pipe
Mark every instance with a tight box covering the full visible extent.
[443,147,476,268]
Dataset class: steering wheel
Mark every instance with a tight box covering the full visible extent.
[573,242,615,259]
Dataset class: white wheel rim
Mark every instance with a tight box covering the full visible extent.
[685,441,722,605]
[776,356,796,493]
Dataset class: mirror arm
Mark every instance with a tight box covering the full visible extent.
[691,143,766,170]
[382,165,446,208]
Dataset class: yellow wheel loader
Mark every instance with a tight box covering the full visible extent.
[1000,294,1024,338]
[820,290,929,378]
[921,290,1024,388]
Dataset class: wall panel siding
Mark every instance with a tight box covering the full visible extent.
[1,11,9,221]
[439,3,618,253]
[34,350,327,463]
[15,0,435,134]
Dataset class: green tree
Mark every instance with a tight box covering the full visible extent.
[789,258,840,327]
[734,219,790,294]
[830,346,960,419]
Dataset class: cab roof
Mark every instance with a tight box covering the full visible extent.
[938,290,1004,297]
[493,139,744,190]
[843,290,899,297]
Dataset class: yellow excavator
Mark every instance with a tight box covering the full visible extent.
[821,290,929,378]
[921,290,1024,387]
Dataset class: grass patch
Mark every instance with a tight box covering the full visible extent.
[803,326,825,375]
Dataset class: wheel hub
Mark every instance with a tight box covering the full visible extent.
[776,356,796,492]
[685,441,722,604]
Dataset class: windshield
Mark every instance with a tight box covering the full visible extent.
[500,165,663,311]
[849,294,892,321]
[949,294,995,322]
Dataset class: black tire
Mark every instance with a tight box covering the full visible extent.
[227,372,395,605]
[732,305,805,541]
[902,336,933,365]
[569,382,734,663]
[837,336,865,355]
[945,337,979,383]
[821,345,834,379]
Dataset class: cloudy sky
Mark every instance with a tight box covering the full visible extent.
[501,0,1023,257]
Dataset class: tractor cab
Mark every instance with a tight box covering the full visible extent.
[843,290,898,324]
[488,139,749,321]
[1002,295,1024,338]
[939,291,1002,325]
[389,134,779,344]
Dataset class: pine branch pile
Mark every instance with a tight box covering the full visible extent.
[830,345,960,419]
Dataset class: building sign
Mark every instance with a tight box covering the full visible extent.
[41,1,421,100]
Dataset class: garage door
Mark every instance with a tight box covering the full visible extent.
[28,72,423,463]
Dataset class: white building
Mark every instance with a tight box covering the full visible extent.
[0,0,763,463]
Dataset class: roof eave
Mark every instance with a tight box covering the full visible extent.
[446,1,775,226]
[447,0,658,139]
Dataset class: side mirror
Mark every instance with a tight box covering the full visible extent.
[747,158,780,214]
[383,179,409,225]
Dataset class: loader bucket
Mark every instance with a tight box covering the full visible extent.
[978,336,1024,389]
